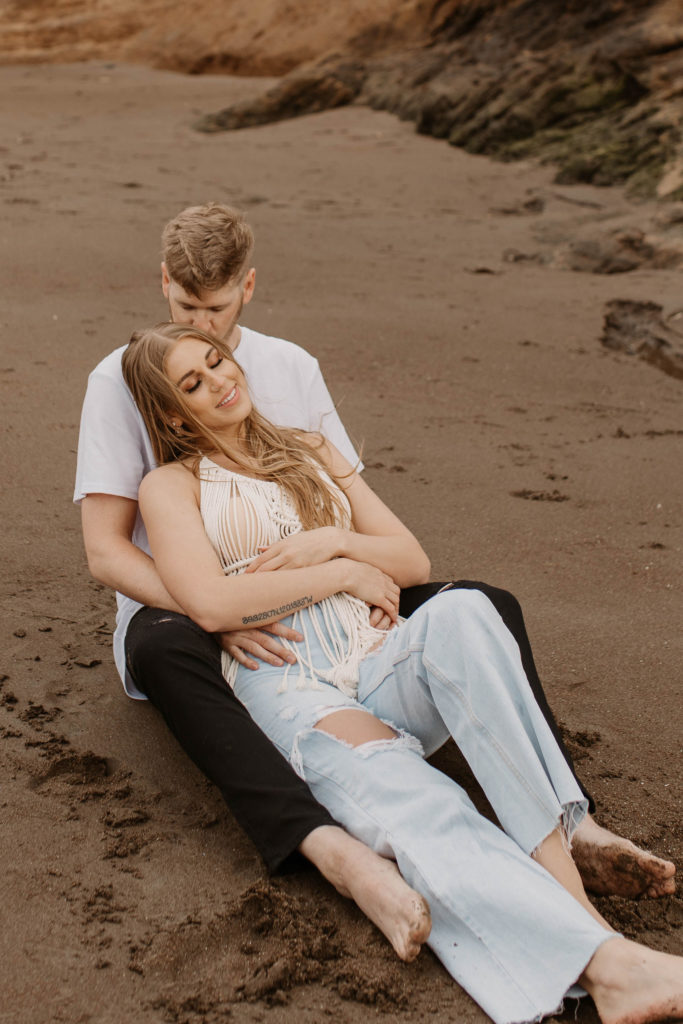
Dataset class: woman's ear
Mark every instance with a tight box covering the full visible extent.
[166,414,183,433]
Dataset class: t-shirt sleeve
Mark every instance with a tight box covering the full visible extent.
[73,368,150,503]
[305,359,364,471]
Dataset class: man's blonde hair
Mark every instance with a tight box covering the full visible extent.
[161,202,254,297]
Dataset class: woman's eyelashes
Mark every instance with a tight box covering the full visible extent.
[183,356,224,394]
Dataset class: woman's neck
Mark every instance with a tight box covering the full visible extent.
[199,430,254,474]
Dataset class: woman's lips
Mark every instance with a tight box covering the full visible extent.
[217,385,238,408]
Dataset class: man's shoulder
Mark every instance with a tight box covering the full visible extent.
[238,327,318,370]
[87,344,126,382]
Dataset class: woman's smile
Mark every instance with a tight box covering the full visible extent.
[216,385,239,408]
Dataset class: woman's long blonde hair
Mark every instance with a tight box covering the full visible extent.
[122,322,351,530]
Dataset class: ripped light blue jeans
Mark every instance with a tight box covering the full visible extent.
[232,589,611,1024]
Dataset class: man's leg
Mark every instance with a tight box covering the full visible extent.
[124,607,431,959]
[399,582,676,898]
[125,607,334,870]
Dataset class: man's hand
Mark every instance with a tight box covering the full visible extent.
[246,527,341,573]
[369,606,395,632]
[217,620,304,671]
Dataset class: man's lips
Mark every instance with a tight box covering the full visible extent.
[217,385,238,408]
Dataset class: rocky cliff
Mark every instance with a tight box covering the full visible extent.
[2,0,681,197]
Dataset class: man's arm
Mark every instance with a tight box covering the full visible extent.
[81,493,183,612]
[76,354,303,666]
[304,358,363,469]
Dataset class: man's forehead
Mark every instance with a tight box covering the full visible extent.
[169,279,239,305]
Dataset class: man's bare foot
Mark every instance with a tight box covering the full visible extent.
[573,816,676,898]
[300,825,431,961]
[581,936,683,1024]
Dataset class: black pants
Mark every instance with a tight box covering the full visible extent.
[125,580,592,873]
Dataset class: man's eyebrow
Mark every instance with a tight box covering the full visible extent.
[175,346,217,386]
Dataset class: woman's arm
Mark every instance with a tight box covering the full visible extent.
[247,439,431,588]
[81,491,305,667]
[138,464,400,634]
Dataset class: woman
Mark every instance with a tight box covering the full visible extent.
[122,322,683,1024]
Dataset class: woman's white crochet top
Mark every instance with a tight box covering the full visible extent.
[199,457,386,697]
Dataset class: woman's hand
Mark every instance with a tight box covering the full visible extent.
[246,527,342,573]
[339,559,400,623]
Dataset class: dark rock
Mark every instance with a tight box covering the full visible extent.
[194,61,367,133]
[510,489,570,502]
[601,299,683,379]
[192,1,683,198]
[489,196,545,215]
[654,204,683,229]
[560,230,682,274]
[502,248,546,265]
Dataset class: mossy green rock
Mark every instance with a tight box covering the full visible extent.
[194,1,683,199]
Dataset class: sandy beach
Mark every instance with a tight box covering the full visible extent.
[1,60,681,1023]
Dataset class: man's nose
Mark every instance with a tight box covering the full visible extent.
[191,311,211,331]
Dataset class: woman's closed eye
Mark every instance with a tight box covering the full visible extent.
[183,355,223,393]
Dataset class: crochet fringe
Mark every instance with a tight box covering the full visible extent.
[199,459,386,696]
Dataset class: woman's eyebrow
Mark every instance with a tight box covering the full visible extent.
[175,347,217,385]
[175,367,198,386]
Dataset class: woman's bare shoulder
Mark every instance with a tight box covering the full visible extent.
[139,461,198,499]
[300,432,356,480]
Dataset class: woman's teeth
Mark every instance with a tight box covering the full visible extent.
[218,386,237,407]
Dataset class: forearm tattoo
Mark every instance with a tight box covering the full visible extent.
[242,596,312,625]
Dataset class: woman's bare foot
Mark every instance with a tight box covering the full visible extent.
[340,844,432,961]
[581,936,683,1024]
[300,825,431,961]
[573,816,676,898]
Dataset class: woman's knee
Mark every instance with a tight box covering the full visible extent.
[426,587,495,630]
[315,708,397,747]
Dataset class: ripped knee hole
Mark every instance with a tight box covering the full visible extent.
[314,708,397,748]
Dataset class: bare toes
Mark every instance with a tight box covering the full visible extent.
[646,877,677,899]
[574,841,677,898]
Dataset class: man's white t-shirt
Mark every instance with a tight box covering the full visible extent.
[74,326,361,699]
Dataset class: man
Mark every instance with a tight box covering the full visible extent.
[75,203,675,926]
